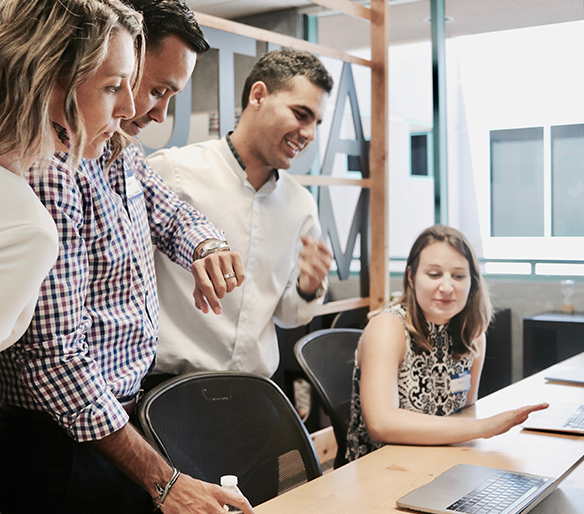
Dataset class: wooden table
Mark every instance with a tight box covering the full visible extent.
[256,353,584,514]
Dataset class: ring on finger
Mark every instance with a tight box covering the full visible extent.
[224,272,236,280]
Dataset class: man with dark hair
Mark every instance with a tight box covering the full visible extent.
[240,49,334,110]
[121,0,241,316]
[123,0,210,136]
[124,0,209,51]
[148,49,334,381]
[0,1,252,512]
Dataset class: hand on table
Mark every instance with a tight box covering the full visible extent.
[161,474,254,514]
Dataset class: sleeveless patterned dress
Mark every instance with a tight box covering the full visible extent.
[345,304,474,462]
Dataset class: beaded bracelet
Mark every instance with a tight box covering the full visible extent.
[153,467,181,510]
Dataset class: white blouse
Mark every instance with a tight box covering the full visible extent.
[0,165,58,351]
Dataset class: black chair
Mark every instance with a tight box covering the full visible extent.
[137,371,322,507]
[294,328,362,469]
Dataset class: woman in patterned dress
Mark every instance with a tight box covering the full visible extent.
[346,224,548,461]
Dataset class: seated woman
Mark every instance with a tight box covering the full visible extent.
[346,224,548,461]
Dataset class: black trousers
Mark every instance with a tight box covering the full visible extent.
[0,405,153,514]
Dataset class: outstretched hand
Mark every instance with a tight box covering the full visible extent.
[485,403,549,438]
[191,250,245,315]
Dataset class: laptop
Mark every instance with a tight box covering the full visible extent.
[395,454,584,514]
[522,402,584,435]
[544,366,584,386]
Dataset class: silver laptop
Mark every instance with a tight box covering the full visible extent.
[396,455,584,514]
[544,366,584,386]
[522,402,584,435]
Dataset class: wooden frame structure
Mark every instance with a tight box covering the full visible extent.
[195,0,389,315]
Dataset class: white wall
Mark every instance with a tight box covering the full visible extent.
[454,21,584,260]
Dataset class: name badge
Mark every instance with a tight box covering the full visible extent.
[125,173,143,200]
[450,371,471,394]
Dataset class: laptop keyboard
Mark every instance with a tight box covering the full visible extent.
[446,471,547,514]
[563,404,584,429]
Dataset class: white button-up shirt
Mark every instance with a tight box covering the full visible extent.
[148,136,324,377]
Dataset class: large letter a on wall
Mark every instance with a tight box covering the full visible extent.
[319,62,370,287]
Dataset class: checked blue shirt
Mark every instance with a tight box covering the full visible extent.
[0,143,223,442]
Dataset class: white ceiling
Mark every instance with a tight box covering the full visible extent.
[185,0,314,19]
[186,0,584,49]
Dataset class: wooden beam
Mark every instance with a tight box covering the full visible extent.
[315,297,370,316]
[368,0,390,311]
[195,11,371,68]
[307,0,371,20]
[193,2,388,318]
[292,176,371,188]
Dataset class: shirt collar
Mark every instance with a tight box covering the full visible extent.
[226,132,279,182]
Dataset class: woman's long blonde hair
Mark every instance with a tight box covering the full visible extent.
[399,224,492,357]
[0,0,144,168]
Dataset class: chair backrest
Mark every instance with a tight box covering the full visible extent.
[294,328,362,468]
[137,372,322,507]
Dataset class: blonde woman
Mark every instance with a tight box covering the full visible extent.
[0,1,64,350]
[0,0,145,512]
[346,224,548,461]
[0,0,143,351]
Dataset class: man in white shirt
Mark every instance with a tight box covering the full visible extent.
[148,49,333,379]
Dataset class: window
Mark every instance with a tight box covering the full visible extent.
[485,123,584,262]
[490,124,584,240]
[490,127,544,236]
[551,123,584,237]
[410,132,432,177]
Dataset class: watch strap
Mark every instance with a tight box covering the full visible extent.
[296,277,328,302]
[196,239,230,260]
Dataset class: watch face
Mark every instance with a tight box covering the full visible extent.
[205,240,222,251]
[198,239,229,259]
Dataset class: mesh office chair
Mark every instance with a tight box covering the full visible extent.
[137,372,322,507]
[294,328,363,468]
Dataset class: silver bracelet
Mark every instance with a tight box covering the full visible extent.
[153,467,181,510]
[196,239,231,260]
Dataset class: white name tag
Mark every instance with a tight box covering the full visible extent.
[125,173,143,200]
[450,371,471,394]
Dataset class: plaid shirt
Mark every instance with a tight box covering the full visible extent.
[0,144,223,442]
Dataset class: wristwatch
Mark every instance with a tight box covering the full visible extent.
[296,277,329,302]
[195,239,230,260]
